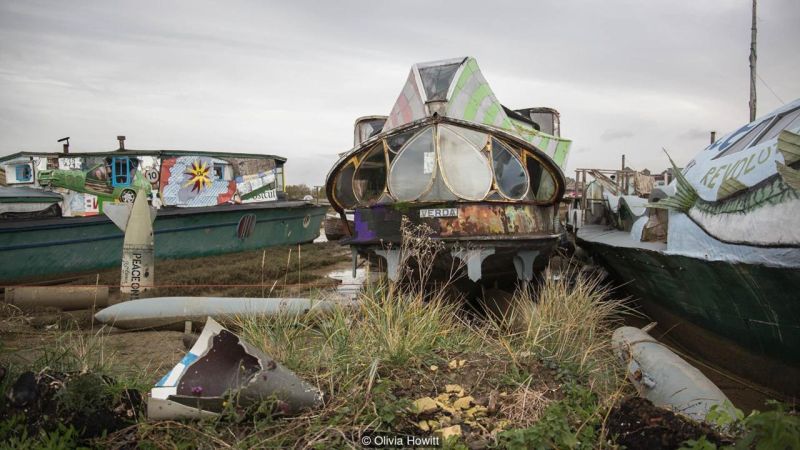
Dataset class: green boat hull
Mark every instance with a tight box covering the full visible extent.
[0,202,325,282]
[577,233,800,383]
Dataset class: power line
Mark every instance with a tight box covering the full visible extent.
[757,73,786,105]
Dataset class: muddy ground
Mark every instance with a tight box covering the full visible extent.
[1,241,351,385]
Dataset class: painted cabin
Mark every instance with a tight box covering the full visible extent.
[0,138,287,218]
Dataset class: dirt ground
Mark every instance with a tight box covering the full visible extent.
[1,241,353,385]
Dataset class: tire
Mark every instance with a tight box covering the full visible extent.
[120,189,136,203]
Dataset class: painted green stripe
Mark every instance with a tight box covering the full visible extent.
[483,103,501,125]
[463,84,491,121]
[554,140,571,168]
[450,66,474,104]
[537,137,551,152]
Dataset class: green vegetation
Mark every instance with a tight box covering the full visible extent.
[681,401,800,450]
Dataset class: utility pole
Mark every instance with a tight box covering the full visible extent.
[749,0,757,122]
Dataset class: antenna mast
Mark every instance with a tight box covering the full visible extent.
[749,0,757,122]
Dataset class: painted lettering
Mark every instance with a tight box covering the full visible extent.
[708,164,727,188]
[757,146,772,164]
[700,167,716,187]
[728,158,747,181]
[743,153,757,175]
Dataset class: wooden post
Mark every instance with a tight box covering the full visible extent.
[749,0,757,122]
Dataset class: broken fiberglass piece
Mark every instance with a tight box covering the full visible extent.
[148,317,323,420]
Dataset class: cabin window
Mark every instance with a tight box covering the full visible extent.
[13,164,33,183]
[213,165,224,180]
[333,161,358,209]
[491,138,529,200]
[525,154,556,202]
[353,143,386,204]
[750,107,800,147]
[388,127,435,201]
[438,125,492,200]
[111,157,131,187]
[385,130,417,165]
[714,120,770,159]
[418,62,461,101]
[275,166,284,191]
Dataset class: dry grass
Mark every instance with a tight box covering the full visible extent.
[492,266,631,401]
[500,384,552,428]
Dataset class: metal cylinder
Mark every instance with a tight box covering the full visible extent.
[4,286,110,311]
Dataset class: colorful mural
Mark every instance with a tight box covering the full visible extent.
[0,150,285,217]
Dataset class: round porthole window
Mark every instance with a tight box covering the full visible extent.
[302,215,311,228]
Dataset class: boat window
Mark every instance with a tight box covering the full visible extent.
[454,126,490,152]
[525,154,556,202]
[111,157,131,187]
[354,117,387,145]
[353,143,387,204]
[333,161,358,209]
[750,107,800,147]
[388,127,435,201]
[86,164,109,182]
[438,125,492,200]
[386,129,417,153]
[275,166,284,191]
[715,120,770,159]
[418,62,461,101]
[491,138,529,200]
[14,164,32,182]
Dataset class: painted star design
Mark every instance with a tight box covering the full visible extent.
[184,160,212,192]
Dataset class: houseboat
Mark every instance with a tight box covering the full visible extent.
[326,57,571,284]
[0,137,325,282]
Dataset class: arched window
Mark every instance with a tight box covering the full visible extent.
[353,143,387,204]
[525,154,556,202]
[333,161,358,209]
[491,138,528,200]
[438,125,492,200]
[388,127,435,201]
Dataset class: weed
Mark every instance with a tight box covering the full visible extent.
[496,382,602,450]
[495,266,629,400]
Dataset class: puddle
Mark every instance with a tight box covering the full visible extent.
[327,268,372,300]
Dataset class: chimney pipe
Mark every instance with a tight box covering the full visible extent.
[710,131,716,144]
[57,137,70,154]
[117,135,126,151]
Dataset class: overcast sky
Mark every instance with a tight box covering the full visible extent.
[1,1,798,185]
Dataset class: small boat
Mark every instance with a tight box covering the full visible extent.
[323,212,353,241]
[0,137,326,282]
[325,57,571,284]
[575,100,800,394]
[0,185,62,219]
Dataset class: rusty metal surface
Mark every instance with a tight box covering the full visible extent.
[347,202,555,245]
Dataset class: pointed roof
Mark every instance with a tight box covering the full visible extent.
[382,57,572,168]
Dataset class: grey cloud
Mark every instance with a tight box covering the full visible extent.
[679,129,713,140]
[601,130,634,141]
[0,0,798,186]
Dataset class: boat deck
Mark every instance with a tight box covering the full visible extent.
[0,200,318,230]
[577,224,666,252]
